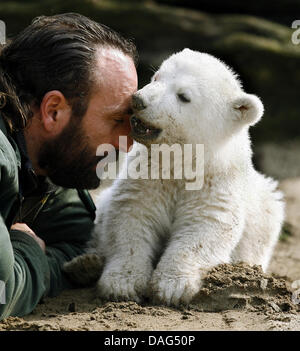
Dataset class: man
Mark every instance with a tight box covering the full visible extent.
[0,13,138,319]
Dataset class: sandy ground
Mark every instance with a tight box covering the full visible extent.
[1,178,300,331]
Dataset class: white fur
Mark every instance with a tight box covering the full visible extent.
[87,49,285,306]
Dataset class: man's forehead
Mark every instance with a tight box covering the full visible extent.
[94,47,136,83]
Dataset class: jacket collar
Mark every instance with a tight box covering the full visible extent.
[14,130,40,196]
[0,114,8,137]
[0,114,21,169]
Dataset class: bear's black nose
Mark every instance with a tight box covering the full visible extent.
[132,94,147,111]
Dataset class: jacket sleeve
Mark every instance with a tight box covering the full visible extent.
[0,188,95,319]
[0,218,50,319]
[0,143,50,319]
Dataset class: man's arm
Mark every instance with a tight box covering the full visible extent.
[0,190,95,320]
[0,215,50,319]
[0,190,95,319]
[0,143,51,320]
[29,188,96,297]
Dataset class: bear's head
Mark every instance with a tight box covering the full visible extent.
[131,49,264,150]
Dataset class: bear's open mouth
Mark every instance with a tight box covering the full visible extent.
[130,115,162,141]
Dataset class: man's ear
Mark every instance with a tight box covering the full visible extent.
[232,93,264,126]
[40,90,71,134]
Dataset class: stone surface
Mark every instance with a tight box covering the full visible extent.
[0,0,299,144]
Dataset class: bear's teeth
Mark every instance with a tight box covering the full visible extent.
[146,129,150,134]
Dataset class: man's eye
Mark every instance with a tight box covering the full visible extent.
[115,119,124,124]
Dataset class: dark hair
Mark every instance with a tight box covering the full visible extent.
[0,13,138,130]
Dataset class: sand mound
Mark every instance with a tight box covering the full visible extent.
[0,262,298,331]
[193,263,297,313]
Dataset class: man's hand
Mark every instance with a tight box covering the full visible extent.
[10,223,46,252]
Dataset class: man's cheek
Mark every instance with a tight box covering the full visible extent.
[120,120,134,151]
[125,136,133,152]
[122,118,132,137]
[117,135,133,152]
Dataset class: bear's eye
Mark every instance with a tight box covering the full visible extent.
[177,93,191,103]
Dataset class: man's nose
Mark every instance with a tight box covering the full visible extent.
[132,93,147,111]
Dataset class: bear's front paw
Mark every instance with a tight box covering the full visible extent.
[97,267,151,303]
[150,270,202,306]
[63,253,104,286]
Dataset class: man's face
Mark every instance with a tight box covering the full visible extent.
[38,48,138,189]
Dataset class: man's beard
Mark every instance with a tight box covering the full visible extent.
[38,118,116,189]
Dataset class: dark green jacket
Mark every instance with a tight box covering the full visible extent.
[0,116,96,320]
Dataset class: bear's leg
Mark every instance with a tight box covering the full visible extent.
[63,253,104,286]
[230,218,283,272]
[150,210,244,306]
[231,187,284,271]
[97,180,167,303]
[97,218,160,302]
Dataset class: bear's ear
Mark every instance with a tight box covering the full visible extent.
[232,94,264,126]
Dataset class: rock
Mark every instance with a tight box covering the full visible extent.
[260,279,268,290]
[269,301,281,313]
[0,0,299,143]
[153,0,300,25]
[68,302,76,312]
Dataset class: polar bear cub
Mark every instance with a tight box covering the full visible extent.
[65,49,284,306]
